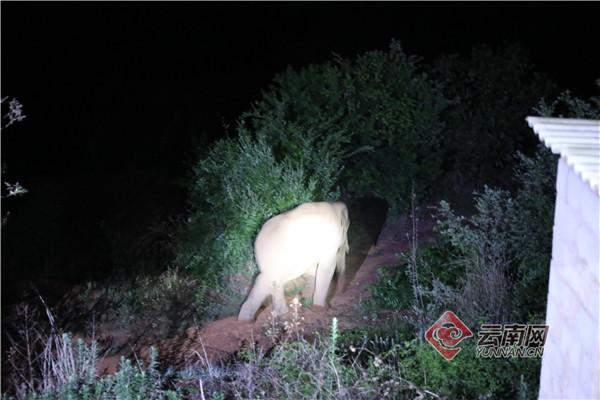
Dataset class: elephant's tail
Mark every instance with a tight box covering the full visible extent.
[336,247,346,276]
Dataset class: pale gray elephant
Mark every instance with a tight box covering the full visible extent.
[238,201,350,321]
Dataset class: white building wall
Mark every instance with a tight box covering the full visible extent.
[539,157,600,400]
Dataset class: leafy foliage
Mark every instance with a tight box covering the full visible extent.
[365,241,462,314]
[510,147,557,315]
[399,340,540,400]
[336,325,539,400]
[416,145,557,326]
[363,147,558,397]
[362,84,600,399]
[245,40,448,211]
[535,79,600,119]
[365,266,413,311]
[434,187,519,325]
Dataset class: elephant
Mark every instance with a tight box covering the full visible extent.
[238,201,350,321]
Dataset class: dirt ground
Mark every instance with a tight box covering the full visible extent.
[97,208,436,375]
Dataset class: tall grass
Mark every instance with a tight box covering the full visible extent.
[177,308,438,399]
[3,300,180,400]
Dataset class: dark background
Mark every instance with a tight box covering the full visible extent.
[2,3,599,302]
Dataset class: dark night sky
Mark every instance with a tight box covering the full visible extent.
[3,3,599,178]
[1,3,599,293]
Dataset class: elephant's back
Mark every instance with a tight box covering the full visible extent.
[255,204,342,274]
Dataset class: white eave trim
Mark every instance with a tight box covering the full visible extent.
[526,116,600,196]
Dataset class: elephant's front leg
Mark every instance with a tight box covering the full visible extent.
[313,255,337,307]
[271,280,288,315]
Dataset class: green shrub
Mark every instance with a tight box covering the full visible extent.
[363,146,557,328]
[418,240,464,288]
[359,85,600,399]
[512,82,600,316]
[19,348,182,400]
[337,325,540,399]
[435,186,518,325]
[364,238,463,343]
[400,340,540,400]
[398,143,554,326]
[245,40,448,212]
[510,147,557,318]
[244,62,351,172]
[342,44,447,210]
[175,127,340,318]
[365,266,414,312]
[365,240,462,315]
[430,83,600,323]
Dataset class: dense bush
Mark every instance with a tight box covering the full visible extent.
[361,84,600,399]
[245,40,448,211]
[510,147,558,316]
[422,83,600,324]
[401,144,557,327]
[364,266,414,312]
[430,43,556,190]
[361,146,558,398]
[399,340,539,399]
[175,128,340,317]
[364,241,462,315]
[340,328,538,399]
[435,186,520,325]
[374,147,562,325]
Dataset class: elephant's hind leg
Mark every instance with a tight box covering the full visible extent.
[313,255,337,307]
[271,281,289,316]
[301,264,318,305]
[238,273,271,321]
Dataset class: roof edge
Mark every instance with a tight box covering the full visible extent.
[526,116,600,196]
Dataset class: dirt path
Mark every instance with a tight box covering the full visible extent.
[97,213,435,375]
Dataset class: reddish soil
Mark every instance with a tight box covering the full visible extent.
[96,213,436,375]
